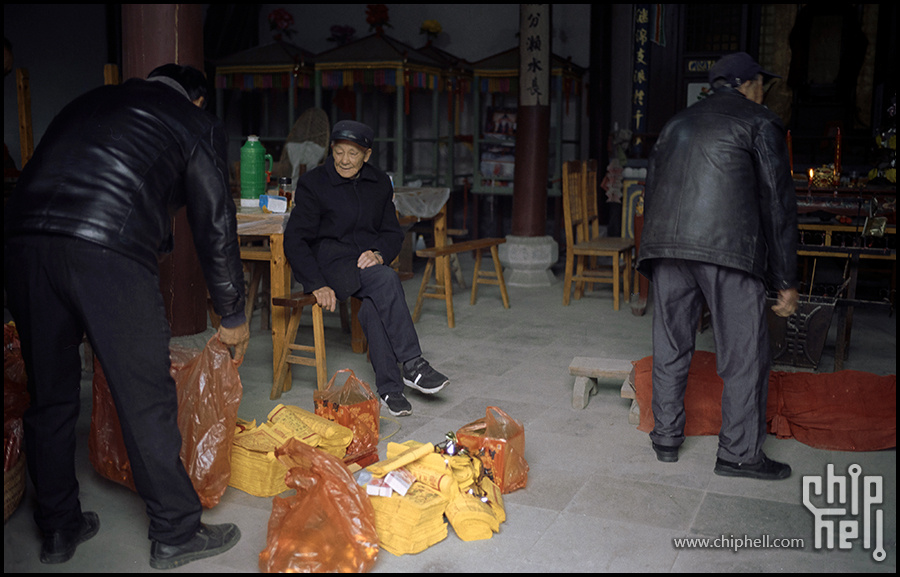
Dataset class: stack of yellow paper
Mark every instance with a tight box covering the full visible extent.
[267,404,353,458]
[229,406,354,497]
[369,482,449,555]
[229,419,294,497]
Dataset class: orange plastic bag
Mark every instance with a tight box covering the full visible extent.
[314,369,380,464]
[88,335,243,508]
[4,323,29,472]
[456,406,529,494]
[258,437,379,573]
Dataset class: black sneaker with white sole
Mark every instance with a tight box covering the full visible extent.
[402,357,449,394]
[381,392,412,416]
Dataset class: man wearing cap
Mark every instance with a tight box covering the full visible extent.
[636,52,799,480]
[284,120,449,416]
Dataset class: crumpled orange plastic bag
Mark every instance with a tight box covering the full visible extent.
[314,369,380,463]
[259,437,379,573]
[4,323,29,472]
[89,335,242,508]
[456,406,529,494]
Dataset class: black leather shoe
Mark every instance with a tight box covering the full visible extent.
[40,511,100,564]
[652,442,679,463]
[714,454,791,480]
[150,523,241,570]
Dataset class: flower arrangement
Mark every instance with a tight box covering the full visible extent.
[268,8,296,41]
[420,20,442,43]
[366,4,391,34]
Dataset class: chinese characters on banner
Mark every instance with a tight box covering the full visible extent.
[632,4,650,153]
[520,4,550,107]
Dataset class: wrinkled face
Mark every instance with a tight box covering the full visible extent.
[332,141,372,179]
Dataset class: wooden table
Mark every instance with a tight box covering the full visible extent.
[797,222,895,370]
[235,206,292,387]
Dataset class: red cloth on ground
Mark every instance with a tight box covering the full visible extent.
[634,351,896,451]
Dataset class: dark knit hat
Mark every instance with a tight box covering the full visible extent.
[331,120,374,149]
[708,52,781,88]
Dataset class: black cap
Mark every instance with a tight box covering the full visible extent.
[331,120,374,149]
[708,52,781,88]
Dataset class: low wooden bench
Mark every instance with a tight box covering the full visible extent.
[568,357,638,422]
[413,237,510,328]
[270,292,326,400]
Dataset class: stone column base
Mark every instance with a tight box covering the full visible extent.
[498,235,559,287]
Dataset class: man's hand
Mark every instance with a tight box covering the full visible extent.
[771,287,799,318]
[217,321,250,362]
[358,250,383,269]
[313,286,337,312]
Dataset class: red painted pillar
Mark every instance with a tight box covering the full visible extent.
[512,4,551,237]
[122,4,208,336]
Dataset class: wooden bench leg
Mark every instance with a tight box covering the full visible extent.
[613,254,620,311]
[311,303,327,390]
[441,255,455,328]
[470,248,483,305]
[272,305,303,400]
[412,258,434,323]
[491,245,510,309]
[563,252,575,305]
[470,246,510,309]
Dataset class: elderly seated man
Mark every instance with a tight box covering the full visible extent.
[284,120,449,416]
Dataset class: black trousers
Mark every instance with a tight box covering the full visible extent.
[649,259,770,464]
[4,236,201,545]
[353,265,422,395]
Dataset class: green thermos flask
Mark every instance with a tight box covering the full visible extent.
[240,135,273,207]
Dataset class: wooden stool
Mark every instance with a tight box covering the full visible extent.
[413,237,510,328]
[270,292,326,400]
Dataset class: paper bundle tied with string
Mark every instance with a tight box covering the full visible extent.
[361,439,507,551]
[367,481,449,556]
[455,406,528,494]
[229,405,353,497]
[314,369,380,465]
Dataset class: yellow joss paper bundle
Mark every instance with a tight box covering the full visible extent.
[445,491,499,541]
[366,442,434,477]
[267,404,353,458]
[230,419,295,497]
[480,476,506,524]
[369,482,449,555]
[230,406,354,497]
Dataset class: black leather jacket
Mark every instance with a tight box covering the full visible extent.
[4,78,246,324]
[636,87,798,291]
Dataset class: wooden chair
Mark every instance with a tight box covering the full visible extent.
[562,160,635,310]
[270,292,326,400]
[413,237,510,328]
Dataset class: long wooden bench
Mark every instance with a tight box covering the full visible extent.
[413,237,510,328]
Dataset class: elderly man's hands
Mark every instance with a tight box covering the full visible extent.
[358,250,383,269]
[313,286,337,313]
